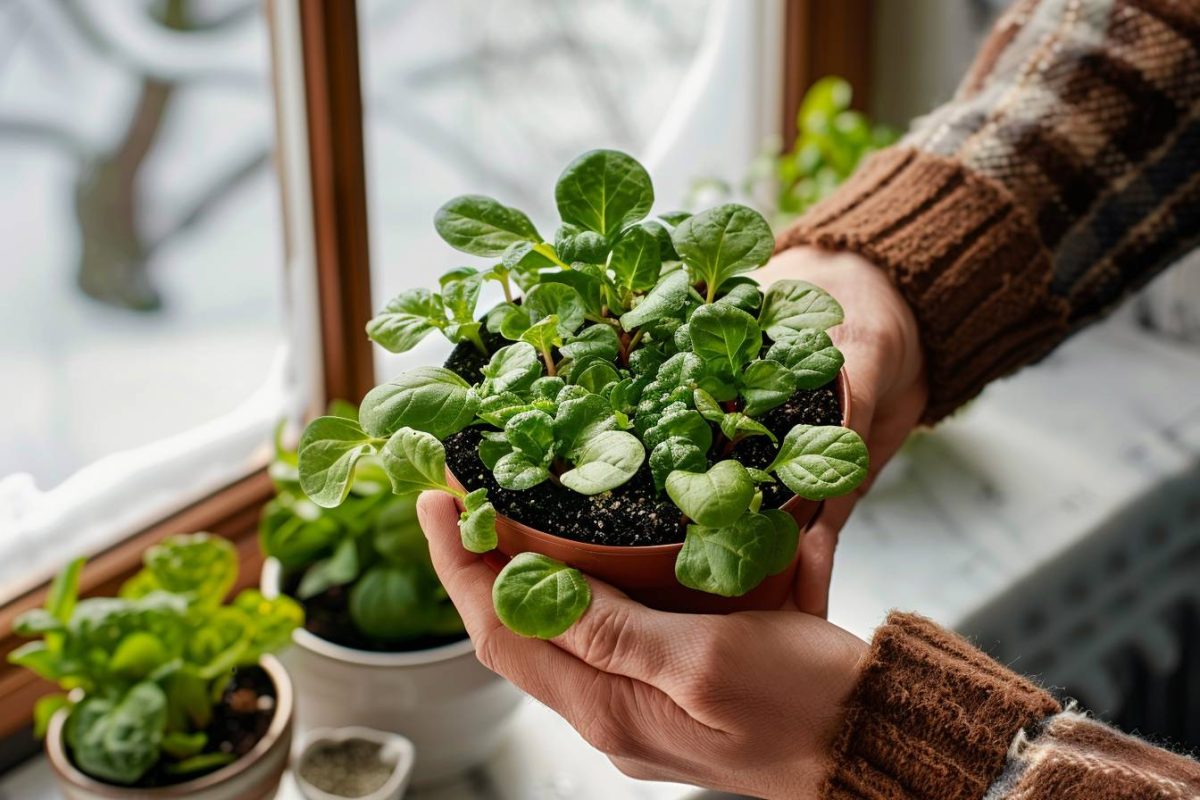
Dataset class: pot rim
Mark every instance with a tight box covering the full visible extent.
[260,559,476,668]
[445,368,853,555]
[45,653,294,798]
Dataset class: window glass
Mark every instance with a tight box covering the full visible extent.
[360,0,723,374]
[0,1,288,593]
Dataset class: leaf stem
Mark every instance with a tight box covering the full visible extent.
[499,273,514,304]
[533,242,569,269]
[705,282,716,304]
[627,329,644,353]
[541,347,557,376]
[465,328,488,355]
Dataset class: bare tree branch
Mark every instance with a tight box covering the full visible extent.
[24,0,263,87]
[0,116,89,159]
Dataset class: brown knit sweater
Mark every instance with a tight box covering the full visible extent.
[776,1,1200,798]
[780,0,1200,421]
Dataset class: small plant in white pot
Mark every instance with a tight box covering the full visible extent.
[8,534,301,800]
[259,408,524,786]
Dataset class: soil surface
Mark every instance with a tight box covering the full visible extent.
[443,338,844,547]
[283,571,466,653]
[94,666,277,788]
[298,739,394,798]
[443,327,508,384]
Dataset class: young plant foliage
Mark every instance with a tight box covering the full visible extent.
[296,148,870,638]
[9,535,302,786]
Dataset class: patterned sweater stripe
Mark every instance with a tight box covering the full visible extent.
[822,615,1200,800]
[779,0,1200,421]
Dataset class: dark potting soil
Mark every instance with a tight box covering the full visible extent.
[446,426,684,546]
[88,666,277,788]
[443,327,509,384]
[443,337,844,547]
[729,385,842,509]
[282,571,466,653]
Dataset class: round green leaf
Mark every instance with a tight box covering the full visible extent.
[559,430,644,495]
[494,451,550,490]
[672,204,773,298]
[619,269,691,331]
[349,565,431,641]
[434,194,540,256]
[366,289,446,354]
[674,511,795,597]
[758,280,844,340]
[298,417,377,508]
[492,553,591,639]
[768,425,869,500]
[765,329,844,389]
[555,150,654,238]
[555,223,610,264]
[665,460,755,527]
[458,490,498,553]
[740,360,799,417]
[360,367,477,439]
[689,303,763,375]
[649,437,707,492]
[481,342,543,395]
[379,428,451,496]
[524,283,586,337]
[609,225,661,293]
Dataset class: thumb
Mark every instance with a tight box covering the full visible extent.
[792,494,855,618]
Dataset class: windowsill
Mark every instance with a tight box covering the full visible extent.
[0,345,295,605]
[0,699,735,800]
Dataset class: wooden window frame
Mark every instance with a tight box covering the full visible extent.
[781,0,875,143]
[0,0,373,754]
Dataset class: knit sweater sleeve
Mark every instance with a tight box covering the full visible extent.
[778,0,1200,421]
[821,613,1200,800]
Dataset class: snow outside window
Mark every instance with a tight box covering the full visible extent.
[0,0,302,598]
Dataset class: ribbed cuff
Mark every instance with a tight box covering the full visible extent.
[778,147,1070,422]
[821,612,1061,800]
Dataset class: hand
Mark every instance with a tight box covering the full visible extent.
[418,492,867,798]
[756,247,927,616]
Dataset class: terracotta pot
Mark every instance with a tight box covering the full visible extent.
[261,560,524,786]
[448,370,852,613]
[45,655,293,800]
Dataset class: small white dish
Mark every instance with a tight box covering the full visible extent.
[294,727,415,800]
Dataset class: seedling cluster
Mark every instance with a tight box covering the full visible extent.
[298,150,868,638]
[261,406,464,643]
[9,534,301,785]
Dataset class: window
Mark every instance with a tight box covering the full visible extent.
[0,0,861,747]
[0,1,297,601]
[360,0,787,375]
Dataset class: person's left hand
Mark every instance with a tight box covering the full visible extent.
[417,492,867,798]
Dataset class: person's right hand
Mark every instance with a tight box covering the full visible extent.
[757,246,927,616]
[418,492,867,799]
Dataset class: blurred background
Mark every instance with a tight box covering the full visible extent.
[0,1,1197,796]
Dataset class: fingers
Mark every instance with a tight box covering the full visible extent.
[551,580,707,695]
[417,491,706,695]
[793,495,855,617]
[417,491,706,764]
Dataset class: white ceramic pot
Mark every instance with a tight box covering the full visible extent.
[261,559,524,786]
[45,655,294,800]
[294,726,415,800]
